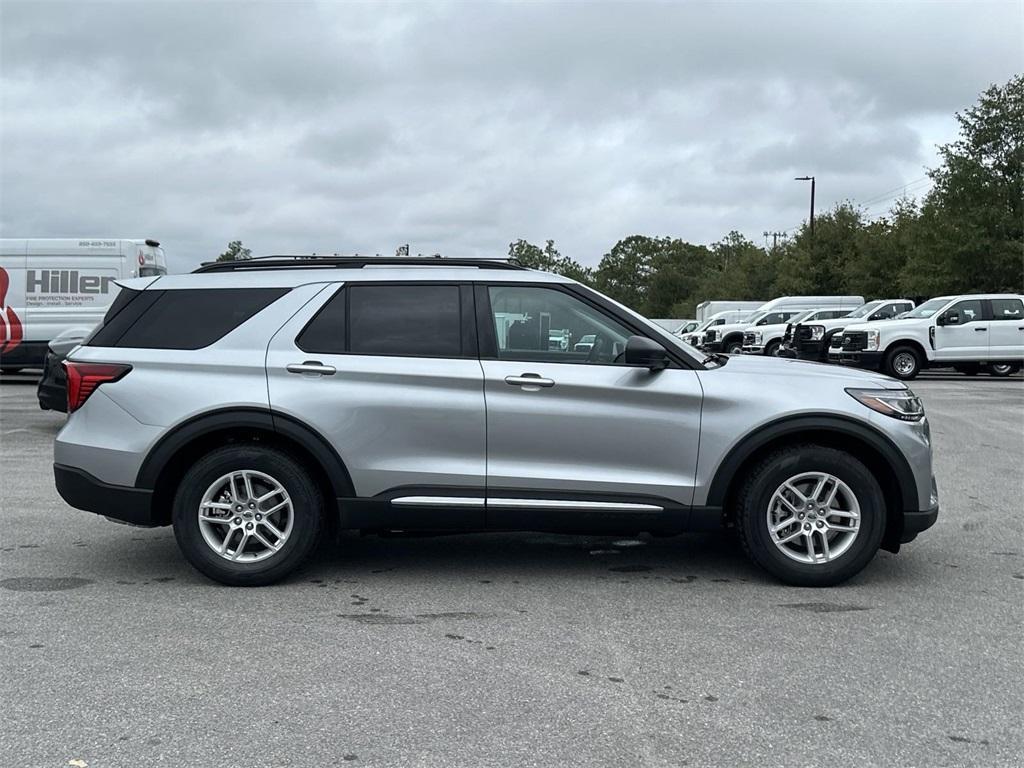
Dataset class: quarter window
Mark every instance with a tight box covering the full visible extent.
[990,298,1023,321]
[487,286,631,365]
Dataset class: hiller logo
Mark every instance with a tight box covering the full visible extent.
[27,269,116,295]
[0,266,23,353]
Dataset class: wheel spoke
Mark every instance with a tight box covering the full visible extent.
[828,509,859,519]
[777,494,801,516]
[219,528,236,555]
[261,519,285,540]
[785,482,808,503]
[242,472,256,502]
[261,499,289,516]
[257,488,284,503]
[819,531,831,560]
[772,517,798,534]
[253,530,279,551]
[811,475,828,503]
[231,532,249,560]
[777,528,803,545]
[804,531,816,560]
[823,481,840,509]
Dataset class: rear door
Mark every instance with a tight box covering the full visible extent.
[987,297,1024,359]
[933,298,988,360]
[266,281,486,528]
[478,283,703,532]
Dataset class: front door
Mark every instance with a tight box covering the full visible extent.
[266,281,486,528]
[478,284,703,532]
[933,298,989,360]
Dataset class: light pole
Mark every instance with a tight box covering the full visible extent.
[794,176,815,241]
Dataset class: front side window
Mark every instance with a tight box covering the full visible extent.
[904,298,951,319]
[945,299,984,325]
[757,312,796,325]
[990,298,1023,321]
[488,285,631,365]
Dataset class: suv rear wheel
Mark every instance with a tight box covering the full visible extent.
[172,445,323,586]
[736,445,885,587]
[885,345,922,380]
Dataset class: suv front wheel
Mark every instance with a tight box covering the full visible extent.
[172,445,323,586]
[736,445,885,587]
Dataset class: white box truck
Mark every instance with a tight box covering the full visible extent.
[695,300,765,323]
[0,238,167,371]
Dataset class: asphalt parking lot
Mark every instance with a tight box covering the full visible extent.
[1,371,1022,768]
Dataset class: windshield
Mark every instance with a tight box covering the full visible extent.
[844,300,884,319]
[787,309,820,324]
[903,298,950,319]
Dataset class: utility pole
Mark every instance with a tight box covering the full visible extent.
[794,176,816,241]
[764,231,786,251]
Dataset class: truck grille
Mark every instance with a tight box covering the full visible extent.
[842,331,868,351]
[829,334,844,349]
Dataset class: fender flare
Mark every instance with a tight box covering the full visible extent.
[135,407,354,497]
[704,414,919,511]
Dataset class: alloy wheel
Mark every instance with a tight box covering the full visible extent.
[766,472,861,564]
[197,470,294,563]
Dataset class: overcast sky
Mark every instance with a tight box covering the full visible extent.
[1,1,1020,272]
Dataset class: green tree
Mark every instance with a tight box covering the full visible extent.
[689,232,775,312]
[507,239,593,283]
[216,240,252,262]
[901,75,1024,294]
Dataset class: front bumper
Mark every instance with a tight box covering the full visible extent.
[790,340,826,362]
[54,464,158,526]
[900,503,939,543]
[829,350,884,369]
[740,345,764,355]
[702,341,724,353]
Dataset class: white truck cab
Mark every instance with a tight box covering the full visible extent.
[702,295,864,354]
[0,238,167,371]
[740,307,854,356]
[831,294,1024,379]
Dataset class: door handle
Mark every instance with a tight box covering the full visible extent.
[505,373,555,389]
[286,361,336,376]
[974,328,987,332]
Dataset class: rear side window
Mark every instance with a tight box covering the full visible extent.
[88,288,287,349]
[990,298,1023,320]
[296,288,347,354]
[350,284,462,357]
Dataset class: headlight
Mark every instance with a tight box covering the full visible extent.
[807,325,825,341]
[865,329,881,351]
[751,331,762,344]
[846,388,924,421]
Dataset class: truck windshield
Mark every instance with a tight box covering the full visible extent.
[902,298,949,319]
[844,300,884,319]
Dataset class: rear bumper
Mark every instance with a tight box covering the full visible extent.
[830,350,884,369]
[54,464,158,526]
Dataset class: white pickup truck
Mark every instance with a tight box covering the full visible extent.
[740,307,853,356]
[830,294,1024,379]
[783,298,915,362]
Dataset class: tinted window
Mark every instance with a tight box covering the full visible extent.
[98,288,287,349]
[990,298,1023,321]
[296,288,346,354]
[757,312,796,325]
[350,284,462,357]
[488,285,632,365]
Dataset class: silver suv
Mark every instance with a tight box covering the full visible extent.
[53,257,939,587]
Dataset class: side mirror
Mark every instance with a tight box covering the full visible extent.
[625,335,669,370]
[938,311,959,326]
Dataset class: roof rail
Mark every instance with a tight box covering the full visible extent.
[193,255,525,273]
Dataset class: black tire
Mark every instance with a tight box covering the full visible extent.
[987,363,1020,377]
[735,445,886,587]
[884,345,922,380]
[765,340,782,357]
[954,364,980,376]
[172,445,323,586]
[724,337,744,354]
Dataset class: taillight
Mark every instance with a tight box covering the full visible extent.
[64,362,131,413]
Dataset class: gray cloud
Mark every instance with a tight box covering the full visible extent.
[1,1,1020,271]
